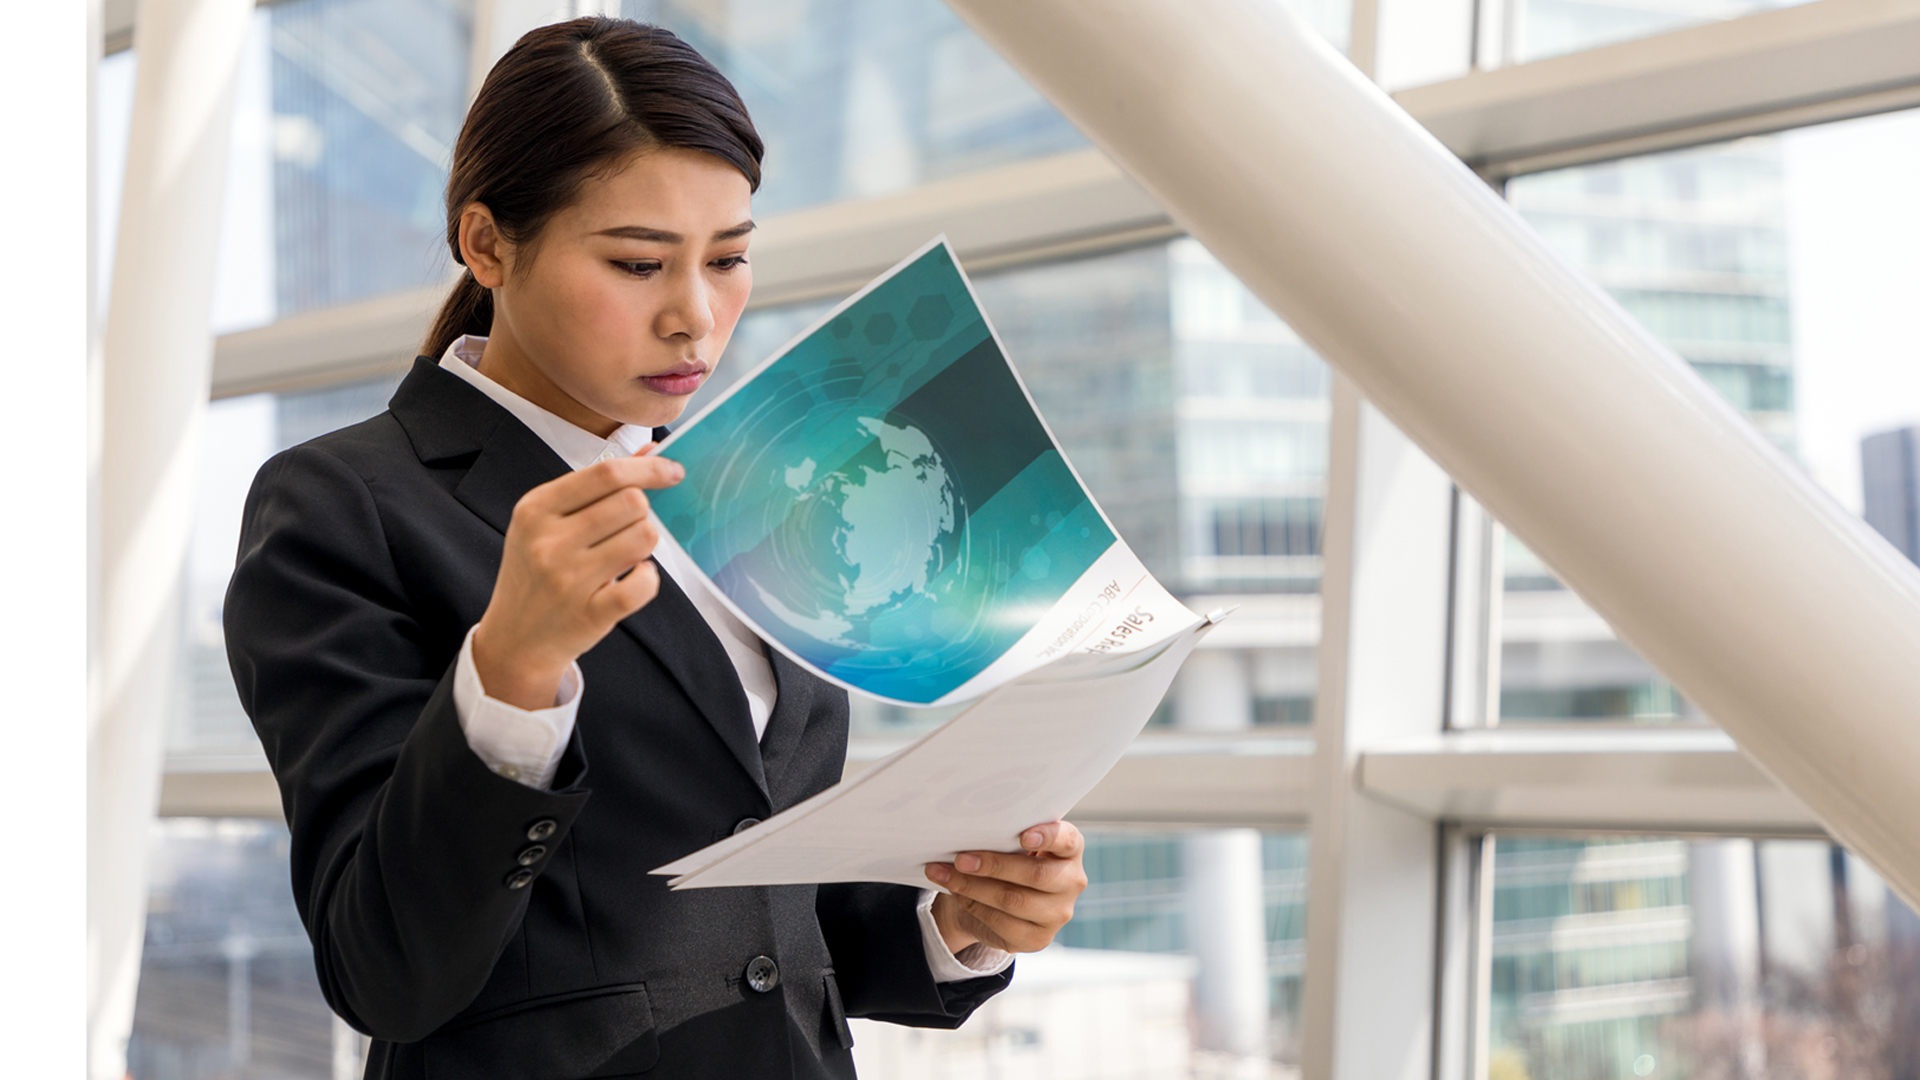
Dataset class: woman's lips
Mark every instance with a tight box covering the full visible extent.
[639,362,708,397]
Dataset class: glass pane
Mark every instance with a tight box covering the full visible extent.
[836,239,1331,736]
[129,819,341,1080]
[1510,0,1818,65]
[210,0,474,327]
[181,375,405,756]
[622,0,1086,215]
[1488,833,1920,1080]
[851,828,1309,1078]
[96,46,138,318]
[622,0,1349,216]
[1495,108,1920,724]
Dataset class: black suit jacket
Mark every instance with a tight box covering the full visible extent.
[225,357,1010,1079]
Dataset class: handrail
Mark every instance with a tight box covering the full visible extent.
[943,0,1920,906]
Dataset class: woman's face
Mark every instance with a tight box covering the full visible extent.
[466,147,756,435]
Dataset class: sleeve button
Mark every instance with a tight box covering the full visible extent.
[732,817,762,836]
[517,845,548,867]
[505,868,536,890]
[527,819,558,842]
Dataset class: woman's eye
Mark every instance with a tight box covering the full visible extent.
[711,255,748,271]
[614,260,661,277]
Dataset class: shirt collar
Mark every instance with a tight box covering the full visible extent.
[438,334,655,471]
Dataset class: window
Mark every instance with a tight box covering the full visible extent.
[129,819,352,1080]
[851,829,1310,1077]
[1489,108,1920,724]
[266,0,472,317]
[1485,832,1920,1080]
[622,0,1086,215]
[620,0,1351,216]
[1503,0,1817,65]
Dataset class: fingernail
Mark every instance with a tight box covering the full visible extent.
[956,853,981,873]
[667,460,685,482]
[1024,830,1045,849]
[926,863,951,883]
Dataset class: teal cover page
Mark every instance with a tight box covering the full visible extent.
[652,239,1118,705]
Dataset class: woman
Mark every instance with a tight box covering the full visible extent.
[226,17,1087,1079]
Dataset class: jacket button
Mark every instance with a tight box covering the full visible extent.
[505,868,535,890]
[527,819,558,842]
[744,955,779,993]
[732,817,762,836]
[516,845,548,867]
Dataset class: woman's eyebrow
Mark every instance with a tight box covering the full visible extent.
[595,220,757,243]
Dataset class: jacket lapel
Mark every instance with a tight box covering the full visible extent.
[387,358,767,796]
[617,570,767,797]
[756,651,817,795]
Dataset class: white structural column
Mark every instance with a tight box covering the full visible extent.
[1688,840,1766,1078]
[940,0,1920,905]
[1175,651,1271,1072]
[1299,380,1458,1080]
[89,0,253,1077]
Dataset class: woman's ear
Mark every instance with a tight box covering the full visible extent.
[458,202,510,289]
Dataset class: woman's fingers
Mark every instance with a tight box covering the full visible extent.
[950,848,1082,892]
[1017,820,1085,859]
[590,558,660,622]
[563,483,654,548]
[515,455,680,584]
[579,507,662,571]
[477,452,685,704]
[923,819,1090,955]
[936,874,1070,953]
[929,865,1083,944]
[526,453,685,518]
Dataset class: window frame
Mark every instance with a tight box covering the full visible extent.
[136,2,1920,1077]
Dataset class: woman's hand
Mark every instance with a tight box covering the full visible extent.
[471,451,684,710]
[925,821,1088,956]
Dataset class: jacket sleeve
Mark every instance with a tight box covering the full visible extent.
[814,882,1013,1028]
[225,445,592,1042]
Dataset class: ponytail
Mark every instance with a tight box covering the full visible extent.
[423,271,494,359]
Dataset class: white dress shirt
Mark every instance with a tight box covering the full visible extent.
[438,335,1009,982]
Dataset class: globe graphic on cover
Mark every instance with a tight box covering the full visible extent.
[745,415,965,649]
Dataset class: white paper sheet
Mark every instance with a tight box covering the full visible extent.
[651,613,1224,891]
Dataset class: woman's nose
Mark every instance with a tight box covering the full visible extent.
[655,267,716,341]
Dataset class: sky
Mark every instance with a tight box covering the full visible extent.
[1783,108,1920,514]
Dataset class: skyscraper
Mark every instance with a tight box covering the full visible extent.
[1862,426,1920,563]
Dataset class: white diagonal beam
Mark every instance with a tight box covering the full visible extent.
[940,0,1920,906]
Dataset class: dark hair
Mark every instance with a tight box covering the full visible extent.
[424,17,764,358]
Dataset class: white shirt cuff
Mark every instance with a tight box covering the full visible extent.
[916,889,1014,983]
[451,625,583,790]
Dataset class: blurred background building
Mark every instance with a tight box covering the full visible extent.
[1863,425,1920,563]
